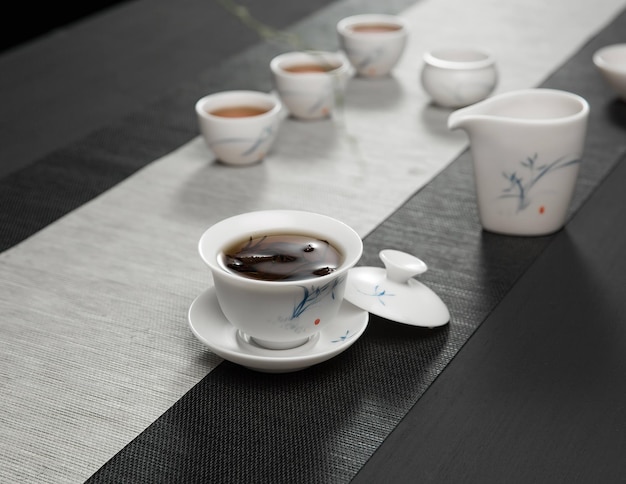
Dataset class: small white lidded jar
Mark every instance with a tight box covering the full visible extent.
[421,48,498,108]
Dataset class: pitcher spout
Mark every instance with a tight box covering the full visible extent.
[448,107,477,131]
[447,96,494,132]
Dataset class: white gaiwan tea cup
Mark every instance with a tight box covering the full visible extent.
[421,48,498,108]
[198,210,363,350]
[593,43,626,102]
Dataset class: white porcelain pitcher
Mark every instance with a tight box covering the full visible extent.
[448,88,589,236]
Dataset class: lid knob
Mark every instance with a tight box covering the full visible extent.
[379,249,428,284]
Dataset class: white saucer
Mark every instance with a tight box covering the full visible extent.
[188,287,369,373]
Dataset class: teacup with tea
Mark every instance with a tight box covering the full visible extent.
[198,210,363,349]
[195,90,284,165]
[270,51,352,120]
[337,14,408,78]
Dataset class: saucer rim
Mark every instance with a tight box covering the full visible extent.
[187,287,369,372]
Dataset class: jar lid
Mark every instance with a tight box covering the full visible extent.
[345,249,450,328]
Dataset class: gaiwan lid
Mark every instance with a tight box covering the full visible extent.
[345,249,450,328]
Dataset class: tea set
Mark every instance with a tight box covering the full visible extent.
[190,13,625,371]
[195,13,412,168]
[189,209,449,372]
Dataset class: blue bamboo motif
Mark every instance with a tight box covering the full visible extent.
[501,153,581,211]
[211,124,274,156]
[291,277,343,319]
[350,46,385,70]
[280,89,330,115]
[307,89,330,115]
[242,125,274,156]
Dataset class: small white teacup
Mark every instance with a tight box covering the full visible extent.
[421,48,498,108]
[195,90,283,166]
[270,51,352,120]
[198,210,363,349]
[337,14,408,78]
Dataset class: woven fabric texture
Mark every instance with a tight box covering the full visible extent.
[86,7,626,484]
[2,0,625,481]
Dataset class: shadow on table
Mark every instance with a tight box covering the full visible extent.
[161,313,451,482]
[345,76,404,111]
[419,102,469,144]
[607,97,626,128]
[474,231,621,400]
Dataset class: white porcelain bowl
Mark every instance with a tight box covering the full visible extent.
[198,210,363,349]
[270,51,352,120]
[337,14,408,78]
[195,90,283,165]
[421,48,498,108]
[593,43,626,102]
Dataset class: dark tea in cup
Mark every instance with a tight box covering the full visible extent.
[220,233,343,281]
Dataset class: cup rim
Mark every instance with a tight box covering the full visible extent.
[423,48,495,70]
[336,14,408,37]
[198,210,363,286]
[270,51,350,78]
[195,90,282,122]
[593,43,626,74]
[449,88,590,128]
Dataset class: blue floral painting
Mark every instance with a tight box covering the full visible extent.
[291,276,343,319]
[501,153,580,212]
[280,88,332,116]
[347,46,385,75]
[211,124,275,157]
